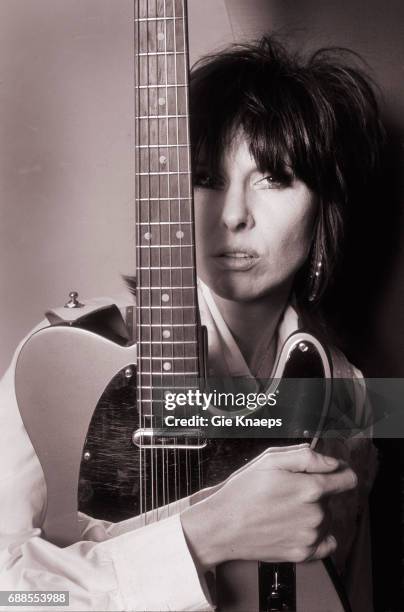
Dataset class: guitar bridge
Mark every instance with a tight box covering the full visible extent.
[132,428,207,449]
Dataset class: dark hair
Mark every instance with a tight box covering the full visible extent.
[189,35,384,306]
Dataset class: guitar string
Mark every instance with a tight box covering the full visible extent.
[181,0,200,494]
[181,0,193,495]
[139,0,148,523]
[135,0,145,522]
[159,0,167,519]
[151,0,158,524]
[172,0,183,511]
[171,0,180,512]
[146,0,155,522]
[164,0,173,515]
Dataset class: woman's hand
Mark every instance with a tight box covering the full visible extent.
[180,444,357,571]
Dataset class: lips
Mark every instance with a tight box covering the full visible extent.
[212,248,259,270]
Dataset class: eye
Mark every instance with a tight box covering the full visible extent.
[253,171,293,190]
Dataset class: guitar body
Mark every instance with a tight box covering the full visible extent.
[16,319,349,611]
[15,323,137,546]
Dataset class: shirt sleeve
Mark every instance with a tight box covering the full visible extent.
[0,334,212,612]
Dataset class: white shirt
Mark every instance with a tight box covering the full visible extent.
[0,286,376,611]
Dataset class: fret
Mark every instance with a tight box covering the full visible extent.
[137,114,188,119]
[137,84,187,88]
[137,51,186,56]
[139,356,198,360]
[135,399,164,403]
[140,340,197,344]
[137,385,198,390]
[139,221,192,225]
[140,371,199,375]
[137,306,196,309]
[138,323,197,327]
[138,286,195,289]
[137,197,192,201]
[137,171,190,175]
[136,143,188,148]
[138,266,194,270]
[136,285,196,291]
[135,17,184,22]
[138,244,193,248]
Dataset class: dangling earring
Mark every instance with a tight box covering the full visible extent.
[308,252,323,303]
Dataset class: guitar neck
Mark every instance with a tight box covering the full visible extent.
[134,0,200,410]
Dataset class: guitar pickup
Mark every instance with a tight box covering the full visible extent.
[132,428,207,449]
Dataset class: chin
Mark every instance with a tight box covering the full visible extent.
[207,276,271,303]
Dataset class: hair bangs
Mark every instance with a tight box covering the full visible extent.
[190,47,343,201]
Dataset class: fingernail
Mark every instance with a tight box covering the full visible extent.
[328,534,337,547]
[324,456,338,466]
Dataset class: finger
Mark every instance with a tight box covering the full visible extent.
[309,534,337,561]
[82,524,108,542]
[224,443,311,483]
[313,468,357,498]
[259,446,340,474]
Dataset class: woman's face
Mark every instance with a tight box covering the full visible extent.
[194,136,318,303]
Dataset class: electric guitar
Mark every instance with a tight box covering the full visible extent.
[15,1,351,610]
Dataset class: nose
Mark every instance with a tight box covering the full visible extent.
[220,186,254,232]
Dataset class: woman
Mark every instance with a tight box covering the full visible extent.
[0,36,381,611]
[181,36,381,610]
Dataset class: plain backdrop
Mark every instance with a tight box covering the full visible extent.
[1,0,404,378]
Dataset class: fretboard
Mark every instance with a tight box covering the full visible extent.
[134,0,200,406]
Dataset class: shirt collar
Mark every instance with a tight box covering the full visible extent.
[198,279,300,380]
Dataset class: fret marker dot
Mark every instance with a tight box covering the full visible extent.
[144,232,152,240]
[159,155,167,165]
[158,97,166,106]
[162,329,171,338]
[162,293,170,302]
[158,33,165,41]
[163,361,172,371]
[176,230,184,239]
